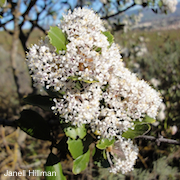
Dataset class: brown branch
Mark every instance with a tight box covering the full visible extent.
[0,18,14,28]
[101,2,136,20]
[10,0,22,99]
[21,0,37,18]
[135,135,180,145]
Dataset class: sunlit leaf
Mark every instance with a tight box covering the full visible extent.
[92,45,101,52]
[96,138,115,150]
[134,116,156,125]
[45,153,66,180]
[122,124,151,139]
[76,125,87,139]
[102,31,114,47]
[67,138,83,159]
[48,26,68,53]
[64,127,77,140]
[72,150,90,174]
[64,125,87,140]
[67,76,98,83]
[103,149,107,159]
[15,110,52,141]
[0,0,6,7]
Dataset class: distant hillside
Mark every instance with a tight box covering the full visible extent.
[125,2,180,30]
[126,2,180,23]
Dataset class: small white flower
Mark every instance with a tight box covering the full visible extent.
[26,8,162,174]
[107,138,139,174]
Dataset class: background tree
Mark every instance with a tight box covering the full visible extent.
[0,0,177,98]
[0,0,177,53]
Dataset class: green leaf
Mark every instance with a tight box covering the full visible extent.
[102,31,114,47]
[48,26,68,53]
[122,124,151,139]
[96,138,115,150]
[67,138,83,159]
[103,149,107,159]
[142,116,156,124]
[92,45,101,52]
[45,153,66,180]
[23,95,55,111]
[76,125,87,139]
[0,0,6,7]
[134,116,156,125]
[158,1,163,8]
[64,127,77,139]
[72,149,90,174]
[67,76,98,83]
[64,125,87,140]
[15,110,52,141]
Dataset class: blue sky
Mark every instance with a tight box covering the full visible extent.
[1,0,180,30]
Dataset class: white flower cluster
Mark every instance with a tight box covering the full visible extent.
[107,138,139,174]
[26,7,162,174]
[161,0,178,13]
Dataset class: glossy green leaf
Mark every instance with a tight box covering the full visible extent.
[64,125,87,140]
[92,45,101,52]
[72,149,90,174]
[103,149,107,159]
[102,31,114,47]
[122,124,151,139]
[64,127,77,139]
[67,138,83,159]
[134,116,156,125]
[45,153,66,180]
[48,26,68,53]
[0,0,6,7]
[23,95,55,111]
[76,125,87,139]
[96,138,115,150]
[142,116,156,124]
[67,76,98,83]
[15,109,52,141]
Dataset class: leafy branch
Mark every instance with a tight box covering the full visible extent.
[1,118,180,146]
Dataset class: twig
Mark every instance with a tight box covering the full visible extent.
[101,2,136,20]
[0,118,17,128]
[135,135,180,145]
[19,160,46,169]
